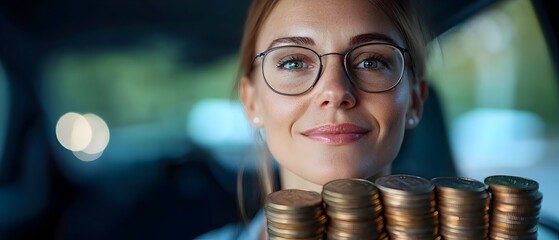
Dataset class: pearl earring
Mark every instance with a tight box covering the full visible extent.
[252,117,261,125]
[408,118,415,126]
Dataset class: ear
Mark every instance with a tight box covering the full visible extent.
[406,79,428,129]
[240,76,263,127]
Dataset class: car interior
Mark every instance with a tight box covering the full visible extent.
[0,0,558,239]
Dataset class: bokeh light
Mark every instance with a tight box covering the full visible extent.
[56,112,91,151]
[81,113,110,154]
[55,112,110,161]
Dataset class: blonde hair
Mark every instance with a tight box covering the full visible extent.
[234,0,281,223]
[234,0,432,221]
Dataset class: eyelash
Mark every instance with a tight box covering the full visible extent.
[276,56,307,68]
[355,54,390,69]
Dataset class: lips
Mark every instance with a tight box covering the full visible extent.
[302,123,369,145]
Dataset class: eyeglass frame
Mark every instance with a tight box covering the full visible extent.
[249,42,410,96]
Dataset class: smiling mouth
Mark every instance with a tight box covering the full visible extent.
[302,123,369,145]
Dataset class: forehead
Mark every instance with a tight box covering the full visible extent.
[256,0,403,51]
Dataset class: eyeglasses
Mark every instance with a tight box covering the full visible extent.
[251,43,408,96]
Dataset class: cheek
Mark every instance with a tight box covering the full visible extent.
[256,85,310,166]
[258,82,303,122]
[363,81,412,157]
[258,86,306,140]
[387,91,409,123]
[374,81,411,126]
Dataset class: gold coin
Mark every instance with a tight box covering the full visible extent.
[488,230,537,240]
[437,202,489,212]
[322,193,380,208]
[327,224,381,235]
[379,190,434,201]
[491,211,539,224]
[435,189,491,202]
[491,191,543,206]
[491,203,541,214]
[266,189,322,212]
[375,174,434,195]
[381,197,436,209]
[326,228,382,239]
[322,178,378,199]
[265,207,323,218]
[385,225,439,239]
[325,205,382,221]
[489,221,538,234]
[328,215,384,230]
[437,196,490,207]
[268,234,324,240]
[383,205,436,216]
[386,221,438,230]
[439,214,489,226]
[490,214,539,227]
[439,225,488,239]
[267,224,325,239]
[385,210,437,222]
[432,176,487,194]
[484,175,539,193]
[267,215,328,230]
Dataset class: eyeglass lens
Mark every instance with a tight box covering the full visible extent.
[261,44,404,95]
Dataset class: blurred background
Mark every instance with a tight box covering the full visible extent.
[0,0,558,239]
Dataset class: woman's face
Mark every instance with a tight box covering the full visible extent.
[241,0,425,185]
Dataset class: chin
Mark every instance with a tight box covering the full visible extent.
[307,164,374,186]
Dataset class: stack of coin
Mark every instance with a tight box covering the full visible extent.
[264,189,327,239]
[485,175,542,240]
[375,174,440,240]
[431,176,490,239]
[322,178,387,240]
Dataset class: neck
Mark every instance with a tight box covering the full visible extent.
[279,165,392,194]
[280,169,323,193]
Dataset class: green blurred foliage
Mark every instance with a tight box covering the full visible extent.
[427,0,559,125]
[42,41,239,128]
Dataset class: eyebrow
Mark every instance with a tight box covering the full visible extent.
[266,33,399,50]
[268,36,315,49]
[350,33,398,46]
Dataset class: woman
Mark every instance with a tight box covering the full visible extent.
[197,0,430,238]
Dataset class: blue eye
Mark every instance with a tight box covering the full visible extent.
[357,59,382,70]
[277,57,308,71]
[283,60,304,70]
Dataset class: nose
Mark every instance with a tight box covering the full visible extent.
[314,54,357,109]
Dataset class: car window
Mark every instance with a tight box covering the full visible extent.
[39,40,241,177]
[427,0,558,225]
[2,1,557,239]
[0,61,8,165]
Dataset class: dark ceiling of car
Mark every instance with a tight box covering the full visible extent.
[1,0,557,68]
[0,0,520,63]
